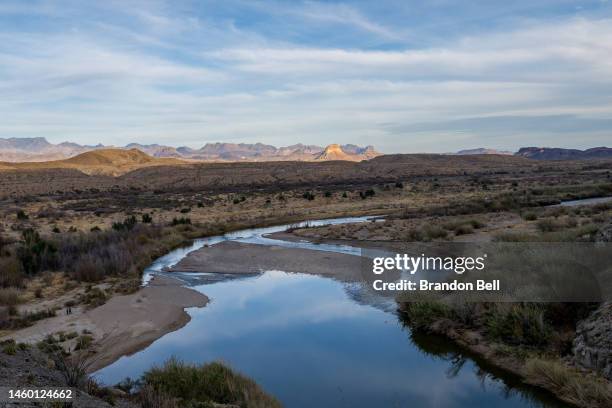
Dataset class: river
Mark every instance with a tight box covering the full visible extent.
[95,216,570,408]
[556,195,612,207]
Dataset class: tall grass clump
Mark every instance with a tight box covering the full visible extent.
[0,287,21,307]
[142,357,282,408]
[486,304,552,346]
[525,358,612,407]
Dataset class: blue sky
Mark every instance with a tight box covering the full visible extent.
[1,0,611,153]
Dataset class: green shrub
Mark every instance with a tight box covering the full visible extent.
[17,229,58,275]
[359,189,376,199]
[171,217,191,226]
[522,212,538,221]
[112,216,137,231]
[74,334,93,350]
[2,340,17,355]
[302,191,315,201]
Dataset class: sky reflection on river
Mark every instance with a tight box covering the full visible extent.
[96,271,567,408]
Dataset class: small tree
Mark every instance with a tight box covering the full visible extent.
[17,229,58,275]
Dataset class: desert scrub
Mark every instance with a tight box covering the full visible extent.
[442,218,485,235]
[2,339,17,355]
[0,287,22,307]
[422,225,448,240]
[37,334,64,354]
[536,218,565,232]
[171,217,191,225]
[0,256,23,287]
[525,358,612,408]
[2,308,56,330]
[141,357,282,408]
[16,209,29,220]
[453,223,474,235]
[74,334,93,350]
[79,287,107,307]
[485,304,552,347]
[522,211,538,221]
[17,229,58,275]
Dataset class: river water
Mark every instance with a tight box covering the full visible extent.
[95,216,570,408]
[556,195,612,207]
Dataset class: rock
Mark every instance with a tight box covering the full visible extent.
[109,388,128,398]
[463,330,482,345]
[573,302,612,379]
[572,223,612,377]
[596,223,612,242]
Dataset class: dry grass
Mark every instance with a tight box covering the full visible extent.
[525,358,612,408]
[142,357,282,408]
[0,287,21,307]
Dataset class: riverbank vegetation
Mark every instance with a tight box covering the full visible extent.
[139,357,282,408]
[1,341,280,408]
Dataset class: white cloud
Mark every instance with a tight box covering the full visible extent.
[293,1,402,39]
[0,2,611,151]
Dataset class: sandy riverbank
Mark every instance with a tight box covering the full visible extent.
[168,240,367,282]
[2,275,208,372]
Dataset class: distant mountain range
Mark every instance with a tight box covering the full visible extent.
[2,138,611,163]
[0,138,381,163]
[515,146,612,160]
[454,148,514,156]
[455,146,612,160]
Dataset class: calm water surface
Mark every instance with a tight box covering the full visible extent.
[557,196,612,207]
[95,217,570,408]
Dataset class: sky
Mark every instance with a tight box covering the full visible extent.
[1,0,611,153]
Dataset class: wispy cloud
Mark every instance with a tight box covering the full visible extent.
[290,1,402,40]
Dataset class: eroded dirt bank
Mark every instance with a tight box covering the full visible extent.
[3,275,208,372]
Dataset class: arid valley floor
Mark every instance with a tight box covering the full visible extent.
[1,150,612,407]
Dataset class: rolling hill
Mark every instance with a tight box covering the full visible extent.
[0,149,185,176]
[516,147,612,160]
